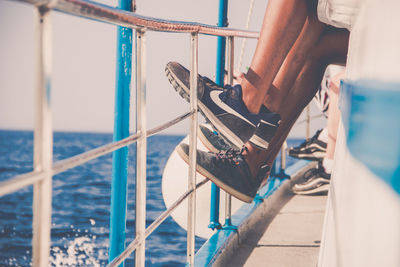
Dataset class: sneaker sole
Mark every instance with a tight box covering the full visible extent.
[166,66,247,149]
[289,151,326,161]
[293,177,330,191]
[293,183,329,195]
[176,145,253,203]
[165,64,193,103]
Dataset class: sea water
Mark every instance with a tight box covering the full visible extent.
[0,130,303,266]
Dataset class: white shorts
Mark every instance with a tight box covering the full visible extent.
[317,0,362,30]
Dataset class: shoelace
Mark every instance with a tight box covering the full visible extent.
[215,146,248,166]
[201,76,241,106]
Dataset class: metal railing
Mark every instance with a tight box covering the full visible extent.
[0,0,259,266]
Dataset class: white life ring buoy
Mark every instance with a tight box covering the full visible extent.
[161,124,243,239]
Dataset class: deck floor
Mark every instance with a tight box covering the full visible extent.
[227,194,327,267]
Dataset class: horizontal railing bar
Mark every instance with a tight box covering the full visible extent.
[0,111,192,197]
[107,178,208,267]
[0,171,45,197]
[10,0,259,39]
[52,111,192,174]
[147,111,193,137]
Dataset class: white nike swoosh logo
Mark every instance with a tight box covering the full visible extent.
[209,90,256,127]
[260,120,277,127]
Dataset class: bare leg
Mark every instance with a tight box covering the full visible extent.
[241,0,324,113]
[263,7,325,112]
[243,28,350,176]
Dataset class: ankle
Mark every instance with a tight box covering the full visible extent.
[242,143,268,177]
[241,80,262,114]
[262,92,283,113]
[242,95,262,114]
[262,101,280,114]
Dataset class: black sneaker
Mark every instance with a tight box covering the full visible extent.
[198,124,235,153]
[176,143,269,203]
[249,105,281,150]
[288,129,327,161]
[166,61,260,148]
[292,164,331,195]
[165,61,222,101]
[198,110,280,153]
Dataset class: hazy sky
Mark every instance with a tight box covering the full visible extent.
[0,0,324,136]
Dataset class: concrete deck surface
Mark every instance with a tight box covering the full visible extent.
[227,194,327,267]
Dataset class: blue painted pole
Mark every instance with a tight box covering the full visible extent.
[215,0,228,85]
[209,0,228,230]
[108,0,132,265]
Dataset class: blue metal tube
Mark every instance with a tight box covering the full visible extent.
[108,0,132,264]
[215,0,228,85]
[209,0,228,230]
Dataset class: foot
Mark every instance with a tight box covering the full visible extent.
[198,107,280,152]
[177,143,269,203]
[165,61,222,101]
[166,61,260,148]
[249,105,281,150]
[288,129,327,161]
[292,164,331,195]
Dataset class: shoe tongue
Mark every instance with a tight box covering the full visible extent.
[260,105,272,114]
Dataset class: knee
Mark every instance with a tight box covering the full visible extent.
[306,45,330,70]
[308,27,350,67]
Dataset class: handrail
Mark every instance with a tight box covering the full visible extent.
[0,171,45,197]
[13,0,259,38]
[0,111,193,198]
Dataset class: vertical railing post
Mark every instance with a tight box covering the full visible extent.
[187,32,199,266]
[215,0,228,84]
[224,36,234,227]
[32,6,53,267]
[135,29,147,267]
[306,104,311,140]
[210,0,228,230]
[109,0,133,264]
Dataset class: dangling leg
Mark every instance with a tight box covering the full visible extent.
[246,7,326,151]
[241,0,324,113]
[244,27,349,179]
[176,28,349,203]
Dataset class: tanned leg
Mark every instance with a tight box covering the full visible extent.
[241,0,323,113]
[263,12,325,113]
[243,27,350,177]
